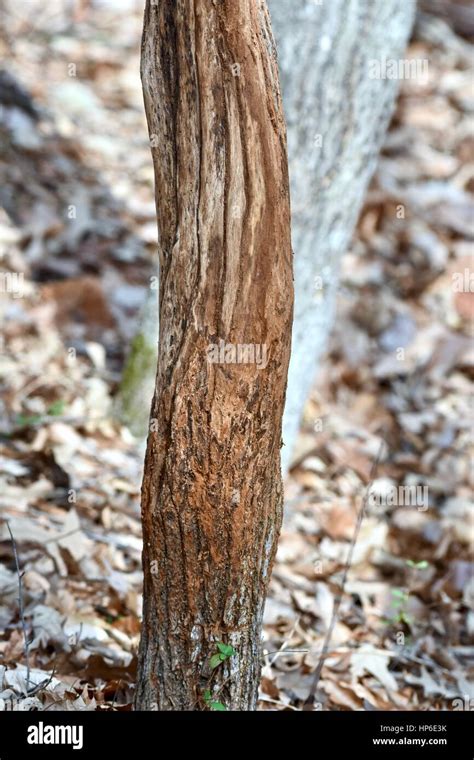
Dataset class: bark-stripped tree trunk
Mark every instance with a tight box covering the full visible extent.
[269,0,415,472]
[119,0,414,477]
[135,0,293,711]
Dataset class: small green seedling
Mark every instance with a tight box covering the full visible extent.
[389,587,412,626]
[47,399,66,417]
[15,413,42,427]
[202,642,236,711]
[203,689,227,711]
[209,641,236,670]
[16,399,66,428]
[384,559,430,627]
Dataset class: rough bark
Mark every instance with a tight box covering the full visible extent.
[135,0,293,711]
[269,0,415,472]
[119,0,415,478]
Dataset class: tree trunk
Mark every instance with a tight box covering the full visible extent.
[135,0,293,712]
[269,0,415,472]
[119,0,414,477]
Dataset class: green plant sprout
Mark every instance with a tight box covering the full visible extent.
[202,641,236,711]
[406,560,429,570]
[16,399,66,428]
[209,641,235,670]
[384,559,430,627]
[203,689,227,712]
[389,587,412,626]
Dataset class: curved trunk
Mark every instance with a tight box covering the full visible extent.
[119,0,415,477]
[135,0,293,711]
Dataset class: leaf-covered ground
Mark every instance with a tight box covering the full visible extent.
[0,1,472,711]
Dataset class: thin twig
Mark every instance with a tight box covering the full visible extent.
[5,519,31,693]
[268,615,301,667]
[259,696,301,711]
[25,660,58,699]
[266,649,309,658]
[41,676,83,712]
[303,439,386,709]
[111,678,123,710]
[208,672,233,702]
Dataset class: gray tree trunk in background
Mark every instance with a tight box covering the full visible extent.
[115,285,158,438]
[119,0,415,471]
[271,0,415,473]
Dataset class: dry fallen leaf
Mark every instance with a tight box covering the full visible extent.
[350,645,398,692]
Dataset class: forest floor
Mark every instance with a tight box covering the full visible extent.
[0,1,472,711]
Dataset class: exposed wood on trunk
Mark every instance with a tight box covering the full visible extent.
[135,0,293,711]
[118,1,415,479]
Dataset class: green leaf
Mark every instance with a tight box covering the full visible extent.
[406,559,429,570]
[48,399,66,416]
[210,701,227,711]
[16,413,42,427]
[203,690,212,704]
[391,588,407,598]
[209,654,223,670]
[216,642,235,657]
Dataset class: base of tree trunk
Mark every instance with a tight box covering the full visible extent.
[134,0,293,711]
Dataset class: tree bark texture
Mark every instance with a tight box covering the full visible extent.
[268,0,415,472]
[135,0,293,711]
[119,0,415,479]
